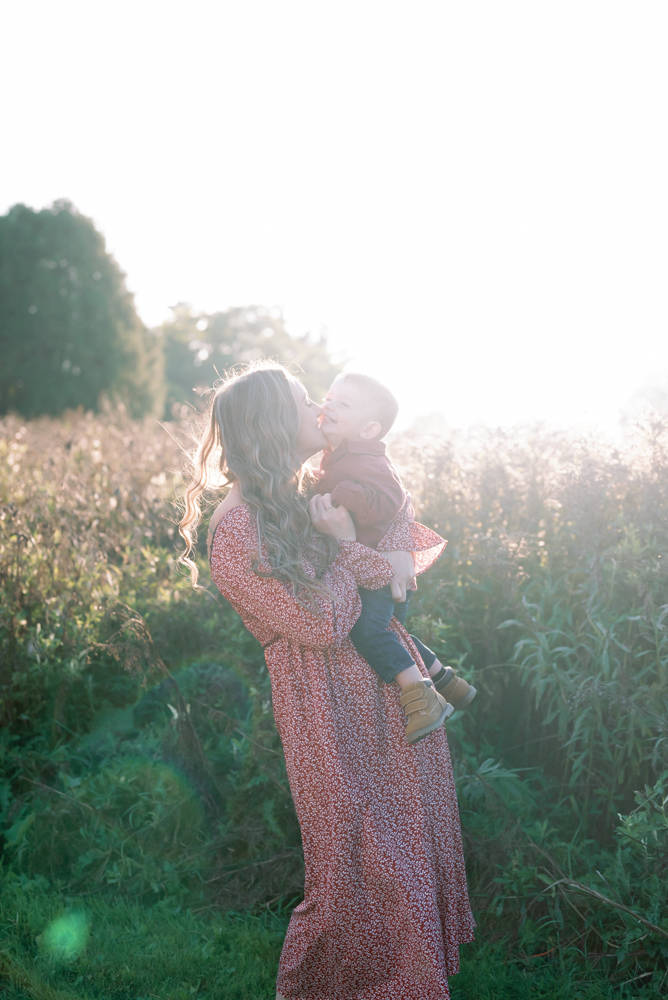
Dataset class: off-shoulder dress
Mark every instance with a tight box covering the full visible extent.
[209,504,475,1000]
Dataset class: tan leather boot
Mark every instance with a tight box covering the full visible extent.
[434,667,477,710]
[400,680,453,744]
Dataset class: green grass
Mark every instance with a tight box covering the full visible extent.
[452,941,664,1000]
[1,872,663,1000]
[0,872,286,1000]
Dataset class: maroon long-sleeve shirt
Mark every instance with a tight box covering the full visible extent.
[317,439,408,548]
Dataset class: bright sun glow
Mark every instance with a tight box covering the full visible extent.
[1,1,667,429]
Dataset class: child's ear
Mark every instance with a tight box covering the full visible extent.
[359,420,382,441]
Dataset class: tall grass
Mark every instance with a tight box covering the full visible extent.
[395,416,668,977]
[1,406,667,994]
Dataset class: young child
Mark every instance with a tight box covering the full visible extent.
[317,372,477,744]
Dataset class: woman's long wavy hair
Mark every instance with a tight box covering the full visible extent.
[179,362,339,604]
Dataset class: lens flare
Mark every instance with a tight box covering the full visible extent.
[42,910,90,961]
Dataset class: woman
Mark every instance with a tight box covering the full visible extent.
[180,363,474,1000]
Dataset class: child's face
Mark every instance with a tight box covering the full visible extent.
[289,378,327,460]
[320,379,380,449]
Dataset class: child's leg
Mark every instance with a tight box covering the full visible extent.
[408,627,478,706]
[391,594,442,677]
[410,634,439,673]
[350,586,423,687]
[352,586,453,743]
[393,594,477,707]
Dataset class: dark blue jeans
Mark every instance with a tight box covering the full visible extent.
[349,585,437,684]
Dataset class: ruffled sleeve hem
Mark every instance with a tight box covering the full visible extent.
[376,498,447,575]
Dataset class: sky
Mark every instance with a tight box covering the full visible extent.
[2,1,667,429]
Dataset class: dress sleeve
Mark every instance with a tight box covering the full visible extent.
[209,511,393,649]
[377,497,447,575]
[336,540,395,589]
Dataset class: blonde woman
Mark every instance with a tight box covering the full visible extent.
[180,363,474,1000]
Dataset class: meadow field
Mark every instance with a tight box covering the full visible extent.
[1,406,667,998]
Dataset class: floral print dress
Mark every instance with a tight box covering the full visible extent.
[210,505,475,1000]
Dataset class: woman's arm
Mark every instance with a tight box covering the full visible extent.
[310,492,415,599]
[210,512,391,649]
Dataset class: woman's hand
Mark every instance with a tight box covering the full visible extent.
[308,494,357,541]
[378,549,416,602]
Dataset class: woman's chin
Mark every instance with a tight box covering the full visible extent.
[300,434,328,461]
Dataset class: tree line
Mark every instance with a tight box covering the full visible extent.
[0,201,340,421]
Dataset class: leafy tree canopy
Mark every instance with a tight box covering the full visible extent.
[162,303,342,419]
[0,201,164,419]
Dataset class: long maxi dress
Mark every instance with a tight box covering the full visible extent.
[210,504,475,1000]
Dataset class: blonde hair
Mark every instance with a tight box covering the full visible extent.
[179,361,338,604]
[333,372,399,438]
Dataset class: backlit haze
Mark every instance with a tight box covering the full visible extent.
[2,1,667,430]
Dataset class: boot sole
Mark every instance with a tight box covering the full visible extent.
[406,701,453,744]
[452,685,477,711]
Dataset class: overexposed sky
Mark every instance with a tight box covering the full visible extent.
[2,1,667,428]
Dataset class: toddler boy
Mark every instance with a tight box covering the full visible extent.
[317,372,477,744]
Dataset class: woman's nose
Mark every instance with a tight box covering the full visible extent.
[312,401,324,415]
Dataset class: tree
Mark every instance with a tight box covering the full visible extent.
[162,303,342,419]
[0,201,164,419]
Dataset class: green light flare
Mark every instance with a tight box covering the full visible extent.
[42,910,90,961]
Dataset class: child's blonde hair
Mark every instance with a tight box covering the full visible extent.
[333,372,399,438]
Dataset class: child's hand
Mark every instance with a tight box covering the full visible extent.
[378,550,416,602]
[308,494,357,541]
